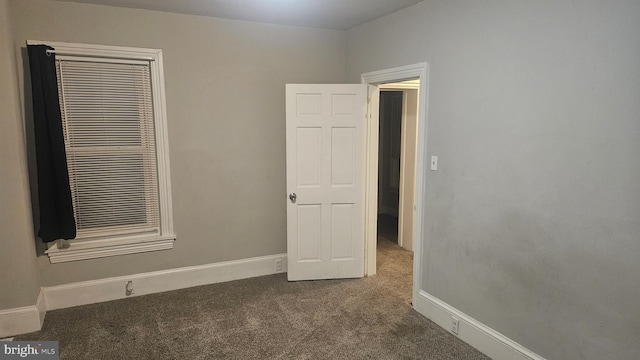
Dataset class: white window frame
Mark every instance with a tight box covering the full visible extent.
[27,40,176,263]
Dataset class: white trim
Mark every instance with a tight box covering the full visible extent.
[46,236,175,263]
[28,40,176,263]
[2,255,287,337]
[26,40,160,61]
[414,291,546,360]
[379,82,420,90]
[43,254,288,311]
[397,90,408,251]
[364,84,380,276]
[150,46,175,239]
[361,62,429,306]
[362,63,427,84]
[0,291,46,338]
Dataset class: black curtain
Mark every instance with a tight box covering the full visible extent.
[28,45,76,242]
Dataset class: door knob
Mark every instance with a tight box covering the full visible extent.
[289,193,297,203]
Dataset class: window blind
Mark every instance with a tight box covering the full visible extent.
[56,59,160,239]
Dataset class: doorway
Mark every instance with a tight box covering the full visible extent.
[378,82,420,253]
[362,63,429,307]
[375,81,420,302]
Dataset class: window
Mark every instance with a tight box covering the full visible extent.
[31,41,176,263]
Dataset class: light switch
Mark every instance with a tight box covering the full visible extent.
[431,156,438,171]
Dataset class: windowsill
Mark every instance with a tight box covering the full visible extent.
[45,234,176,263]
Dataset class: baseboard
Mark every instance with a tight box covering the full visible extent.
[43,253,287,311]
[414,290,546,360]
[0,290,46,338]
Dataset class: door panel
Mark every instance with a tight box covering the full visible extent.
[286,84,366,281]
[297,204,322,261]
[331,128,356,186]
[296,128,322,187]
[331,204,355,260]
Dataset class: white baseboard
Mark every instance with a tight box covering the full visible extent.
[1,254,287,337]
[0,291,46,338]
[43,253,287,311]
[414,290,545,360]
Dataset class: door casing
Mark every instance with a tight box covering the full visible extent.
[361,63,430,306]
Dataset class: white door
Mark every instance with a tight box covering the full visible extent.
[286,84,366,281]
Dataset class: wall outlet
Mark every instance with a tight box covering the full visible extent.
[451,316,460,335]
[275,258,283,272]
[125,281,134,296]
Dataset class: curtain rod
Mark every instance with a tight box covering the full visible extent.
[45,49,155,62]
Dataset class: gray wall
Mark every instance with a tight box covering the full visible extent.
[10,0,346,286]
[0,0,41,310]
[5,1,640,358]
[347,1,640,359]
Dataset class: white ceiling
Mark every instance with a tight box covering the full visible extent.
[53,0,424,30]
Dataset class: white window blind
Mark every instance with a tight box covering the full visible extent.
[56,59,160,240]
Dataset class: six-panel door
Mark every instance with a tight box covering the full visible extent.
[286,84,366,281]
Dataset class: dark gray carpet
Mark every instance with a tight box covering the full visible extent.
[16,239,489,359]
[377,214,399,244]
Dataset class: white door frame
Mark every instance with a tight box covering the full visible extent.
[361,62,429,305]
